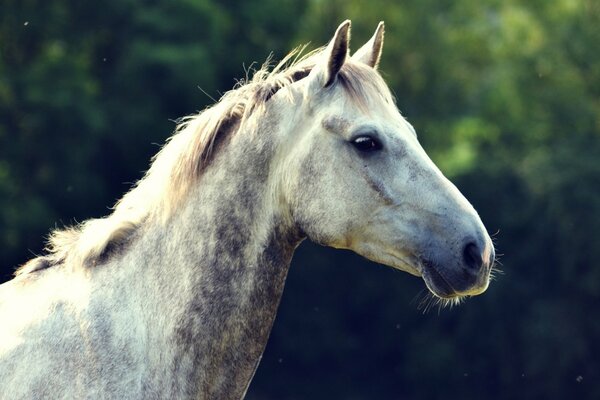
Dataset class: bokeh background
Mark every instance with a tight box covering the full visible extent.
[1,0,599,399]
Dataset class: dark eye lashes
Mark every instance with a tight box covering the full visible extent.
[352,135,382,152]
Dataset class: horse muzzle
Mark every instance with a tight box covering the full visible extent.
[420,237,495,299]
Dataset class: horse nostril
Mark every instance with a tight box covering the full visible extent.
[463,242,484,272]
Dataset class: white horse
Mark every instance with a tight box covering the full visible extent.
[0,21,494,399]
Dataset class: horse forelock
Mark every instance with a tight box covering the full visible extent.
[15,46,394,275]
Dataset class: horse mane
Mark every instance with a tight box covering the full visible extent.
[15,46,395,276]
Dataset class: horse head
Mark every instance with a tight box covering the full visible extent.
[278,21,495,302]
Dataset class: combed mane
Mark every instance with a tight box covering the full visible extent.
[15,45,395,276]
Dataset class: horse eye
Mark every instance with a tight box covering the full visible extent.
[352,135,382,152]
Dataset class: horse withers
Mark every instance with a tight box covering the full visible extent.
[0,20,494,399]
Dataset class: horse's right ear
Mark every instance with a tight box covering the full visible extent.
[313,20,351,88]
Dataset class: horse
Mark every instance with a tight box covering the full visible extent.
[0,20,495,399]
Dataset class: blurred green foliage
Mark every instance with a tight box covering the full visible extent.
[1,0,599,399]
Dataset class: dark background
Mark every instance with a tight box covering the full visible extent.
[1,0,599,399]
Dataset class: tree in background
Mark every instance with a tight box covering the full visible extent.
[1,0,598,399]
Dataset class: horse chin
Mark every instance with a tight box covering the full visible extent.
[421,264,460,299]
[383,253,462,299]
[420,258,491,300]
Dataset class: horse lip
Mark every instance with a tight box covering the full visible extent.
[420,259,459,299]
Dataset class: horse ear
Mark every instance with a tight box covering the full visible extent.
[320,20,351,87]
[352,21,385,69]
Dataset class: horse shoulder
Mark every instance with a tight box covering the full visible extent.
[1,222,179,395]
[0,266,131,398]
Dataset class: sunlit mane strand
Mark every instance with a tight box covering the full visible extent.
[15,45,394,275]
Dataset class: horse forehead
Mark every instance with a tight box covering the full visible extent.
[324,95,402,130]
[320,110,407,137]
[321,115,352,133]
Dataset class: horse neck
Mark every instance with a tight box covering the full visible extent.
[129,122,302,397]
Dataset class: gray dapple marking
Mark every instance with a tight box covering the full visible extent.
[0,20,495,399]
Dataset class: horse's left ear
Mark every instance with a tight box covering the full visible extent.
[319,20,351,87]
[352,21,385,69]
